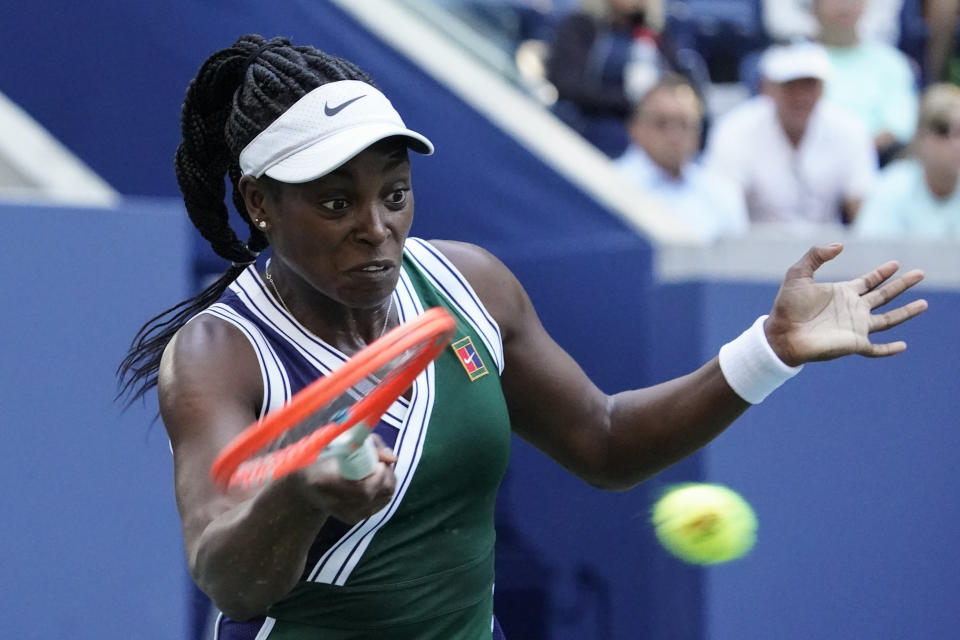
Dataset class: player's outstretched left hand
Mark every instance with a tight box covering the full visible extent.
[763,244,928,367]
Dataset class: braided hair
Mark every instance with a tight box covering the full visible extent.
[117,34,377,406]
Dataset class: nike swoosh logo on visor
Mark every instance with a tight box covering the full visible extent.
[324,95,366,116]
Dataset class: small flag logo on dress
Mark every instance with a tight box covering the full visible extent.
[452,336,488,381]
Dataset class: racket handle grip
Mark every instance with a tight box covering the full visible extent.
[336,432,379,480]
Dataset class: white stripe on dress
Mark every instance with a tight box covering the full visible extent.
[253,617,276,639]
[230,267,409,424]
[211,612,275,640]
[306,267,435,584]
[403,238,504,373]
[199,303,291,417]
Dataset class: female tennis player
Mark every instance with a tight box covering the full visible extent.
[118,34,927,639]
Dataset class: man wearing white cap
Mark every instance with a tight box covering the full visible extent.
[704,41,878,227]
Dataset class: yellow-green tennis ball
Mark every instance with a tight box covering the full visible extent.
[651,483,757,565]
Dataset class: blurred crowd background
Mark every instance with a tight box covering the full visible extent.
[422,0,960,241]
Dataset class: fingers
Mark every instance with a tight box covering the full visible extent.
[349,462,397,519]
[862,268,926,308]
[786,243,844,281]
[361,461,397,502]
[859,340,909,358]
[852,260,901,295]
[861,296,928,358]
[346,435,396,501]
[317,455,397,524]
[868,298,929,333]
[369,433,397,465]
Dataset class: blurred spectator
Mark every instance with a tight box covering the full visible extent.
[704,42,877,227]
[814,0,919,164]
[766,0,960,85]
[856,83,960,237]
[615,74,748,241]
[764,0,904,45]
[545,0,680,157]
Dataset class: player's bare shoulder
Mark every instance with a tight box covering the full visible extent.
[158,312,263,424]
[424,240,531,339]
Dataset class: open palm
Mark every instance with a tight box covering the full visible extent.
[763,244,928,367]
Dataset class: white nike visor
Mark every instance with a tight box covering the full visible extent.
[238,80,434,183]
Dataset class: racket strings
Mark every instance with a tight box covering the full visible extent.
[212,308,457,490]
[254,345,423,457]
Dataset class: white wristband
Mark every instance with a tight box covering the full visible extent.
[718,315,803,404]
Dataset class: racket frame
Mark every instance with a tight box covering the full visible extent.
[211,307,456,489]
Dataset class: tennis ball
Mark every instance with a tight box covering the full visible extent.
[651,483,757,565]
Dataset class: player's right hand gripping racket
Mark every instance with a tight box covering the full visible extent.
[211,307,457,491]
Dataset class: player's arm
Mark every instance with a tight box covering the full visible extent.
[435,241,926,491]
[159,315,395,620]
[433,240,748,490]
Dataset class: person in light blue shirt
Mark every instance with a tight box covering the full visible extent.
[615,74,749,241]
[856,83,960,238]
[814,0,918,164]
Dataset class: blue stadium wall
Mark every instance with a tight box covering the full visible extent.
[0,201,192,639]
[649,281,960,640]
[2,2,957,639]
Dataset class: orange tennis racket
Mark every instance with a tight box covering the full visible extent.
[211,307,457,490]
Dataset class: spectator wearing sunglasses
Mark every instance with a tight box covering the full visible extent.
[855,83,960,238]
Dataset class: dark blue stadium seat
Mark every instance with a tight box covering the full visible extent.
[665,0,768,82]
[737,48,764,94]
[898,0,930,80]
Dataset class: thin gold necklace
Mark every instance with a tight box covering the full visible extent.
[264,264,394,339]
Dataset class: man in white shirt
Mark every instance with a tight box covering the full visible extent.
[615,74,749,241]
[704,41,878,227]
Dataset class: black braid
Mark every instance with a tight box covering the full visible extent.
[117,34,378,407]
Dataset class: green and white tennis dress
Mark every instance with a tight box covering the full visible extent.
[203,238,512,639]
